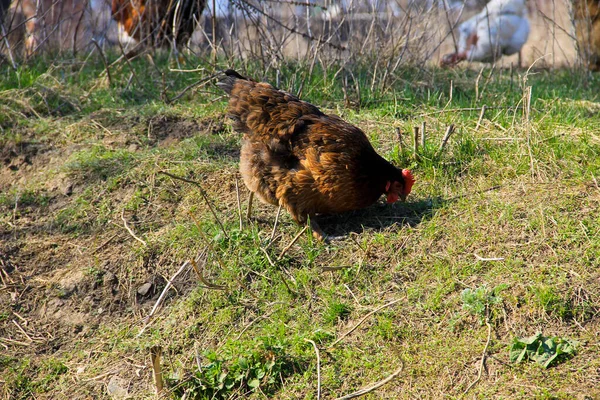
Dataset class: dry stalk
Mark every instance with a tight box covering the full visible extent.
[211,0,217,63]
[278,226,308,260]
[150,346,164,394]
[329,298,404,348]
[260,247,297,295]
[137,258,193,337]
[169,71,223,103]
[270,204,283,242]
[0,337,30,347]
[475,105,487,131]
[437,124,456,156]
[304,339,321,400]
[11,319,33,342]
[91,39,112,86]
[189,212,260,300]
[159,170,229,239]
[234,309,276,341]
[121,210,147,246]
[190,257,226,290]
[334,361,404,400]
[474,253,504,262]
[463,318,492,395]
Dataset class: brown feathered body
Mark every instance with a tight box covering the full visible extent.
[111,0,205,44]
[218,70,409,235]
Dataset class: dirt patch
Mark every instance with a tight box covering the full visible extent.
[147,115,226,147]
[0,139,49,186]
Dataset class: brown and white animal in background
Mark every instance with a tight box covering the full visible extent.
[573,0,600,70]
[2,0,116,57]
[217,70,415,241]
[441,0,530,67]
[110,0,206,47]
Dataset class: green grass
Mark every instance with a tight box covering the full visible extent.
[0,53,599,400]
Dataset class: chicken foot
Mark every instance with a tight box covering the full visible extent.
[309,217,345,242]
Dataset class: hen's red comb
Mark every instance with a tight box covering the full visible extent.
[402,169,415,194]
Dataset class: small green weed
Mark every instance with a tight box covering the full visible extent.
[510,333,579,368]
[170,339,301,399]
[460,284,507,324]
[323,301,352,325]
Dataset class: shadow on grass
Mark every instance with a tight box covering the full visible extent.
[317,197,442,238]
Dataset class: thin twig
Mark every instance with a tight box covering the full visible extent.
[278,226,308,260]
[474,253,504,262]
[232,0,345,51]
[463,319,492,395]
[159,170,229,239]
[304,339,321,400]
[11,320,33,342]
[93,233,119,254]
[91,39,112,86]
[329,298,404,348]
[334,362,404,400]
[0,337,30,347]
[121,210,147,246]
[271,204,282,242]
[190,258,226,290]
[436,124,456,156]
[169,71,222,103]
[235,308,279,340]
[475,105,487,131]
[447,185,501,202]
[190,213,260,300]
[137,258,193,336]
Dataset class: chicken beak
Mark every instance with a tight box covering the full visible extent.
[399,193,408,202]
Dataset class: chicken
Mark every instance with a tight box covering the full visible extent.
[441,0,530,67]
[111,0,205,46]
[217,70,415,241]
[573,0,600,70]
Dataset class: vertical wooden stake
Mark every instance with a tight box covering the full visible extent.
[395,127,403,152]
[150,346,164,394]
[413,126,419,160]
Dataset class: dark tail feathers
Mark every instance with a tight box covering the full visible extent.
[216,69,248,95]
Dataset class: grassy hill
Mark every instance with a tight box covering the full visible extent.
[1,55,599,399]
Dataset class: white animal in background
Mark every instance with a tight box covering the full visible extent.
[441,0,530,66]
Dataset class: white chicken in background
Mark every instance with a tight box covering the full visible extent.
[441,0,530,66]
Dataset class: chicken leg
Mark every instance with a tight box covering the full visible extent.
[246,192,254,219]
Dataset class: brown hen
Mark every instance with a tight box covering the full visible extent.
[111,0,205,45]
[217,70,414,241]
